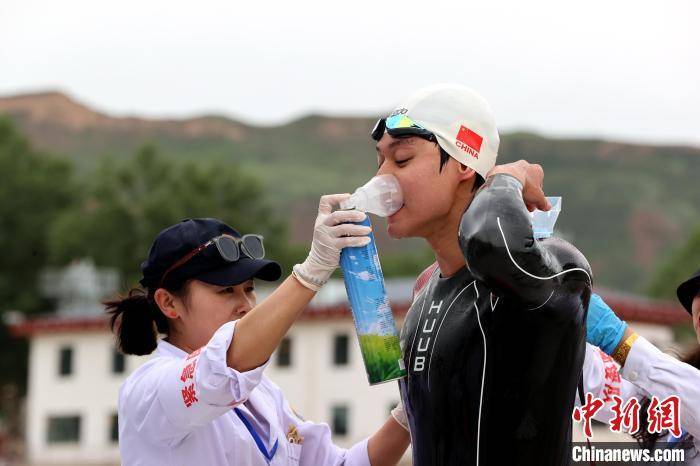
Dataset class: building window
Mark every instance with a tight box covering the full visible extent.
[331,405,349,436]
[110,413,119,443]
[112,349,125,374]
[277,337,292,367]
[333,334,349,366]
[47,415,81,443]
[58,346,73,377]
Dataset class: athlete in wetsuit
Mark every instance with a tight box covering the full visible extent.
[372,84,592,465]
[400,173,591,466]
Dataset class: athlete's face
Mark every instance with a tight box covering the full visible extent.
[157,279,257,350]
[375,134,472,239]
[692,293,700,344]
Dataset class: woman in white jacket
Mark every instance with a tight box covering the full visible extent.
[583,269,700,464]
[105,195,410,466]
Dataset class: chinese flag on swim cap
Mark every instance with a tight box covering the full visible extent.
[391,83,500,178]
[457,125,483,152]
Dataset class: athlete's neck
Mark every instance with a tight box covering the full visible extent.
[425,213,467,279]
[428,238,465,278]
[424,179,476,278]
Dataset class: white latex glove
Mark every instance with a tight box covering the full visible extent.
[293,193,371,291]
[391,400,409,432]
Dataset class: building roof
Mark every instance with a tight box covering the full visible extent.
[9,281,690,337]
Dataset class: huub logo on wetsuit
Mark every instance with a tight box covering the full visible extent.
[412,300,443,372]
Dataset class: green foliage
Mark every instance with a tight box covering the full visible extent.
[647,224,700,299]
[4,100,700,293]
[47,145,293,287]
[0,118,77,398]
[0,118,77,312]
[0,119,300,397]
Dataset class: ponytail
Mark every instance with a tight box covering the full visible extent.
[105,287,169,356]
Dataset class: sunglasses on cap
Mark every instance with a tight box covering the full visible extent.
[371,113,435,141]
[159,234,265,288]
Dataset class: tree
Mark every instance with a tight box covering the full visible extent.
[47,145,294,287]
[0,118,76,313]
[647,224,700,299]
[0,119,77,401]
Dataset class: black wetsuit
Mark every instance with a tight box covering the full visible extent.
[399,174,592,466]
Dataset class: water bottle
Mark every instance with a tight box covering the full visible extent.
[339,174,403,216]
[339,175,406,385]
[529,196,562,239]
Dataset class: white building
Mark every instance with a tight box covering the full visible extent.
[11,262,691,464]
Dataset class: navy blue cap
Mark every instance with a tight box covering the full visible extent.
[677,268,700,315]
[139,218,282,290]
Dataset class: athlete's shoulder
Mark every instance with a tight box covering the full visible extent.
[541,236,592,280]
[413,262,439,300]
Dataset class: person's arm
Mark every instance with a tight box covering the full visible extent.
[580,342,645,424]
[228,194,370,372]
[459,160,591,307]
[120,320,272,444]
[367,416,411,466]
[588,294,700,439]
[228,276,314,371]
[618,336,700,439]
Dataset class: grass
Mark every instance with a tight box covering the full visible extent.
[358,334,406,384]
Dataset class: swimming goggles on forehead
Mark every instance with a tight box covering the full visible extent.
[159,234,265,287]
[371,113,435,141]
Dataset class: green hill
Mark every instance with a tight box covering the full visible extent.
[1,91,698,293]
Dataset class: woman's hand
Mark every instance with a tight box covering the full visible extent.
[293,194,371,291]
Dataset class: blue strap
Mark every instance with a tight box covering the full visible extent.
[234,407,279,463]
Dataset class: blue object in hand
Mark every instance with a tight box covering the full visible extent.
[586,293,628,355]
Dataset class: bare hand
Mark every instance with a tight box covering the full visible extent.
[487,160,550,212]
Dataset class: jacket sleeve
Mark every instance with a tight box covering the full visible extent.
[119,320,269,444]
[621,336,700,440]
[276,389,371,466]
[459,173,592,308]
[580,343,644,424]
[582,339,700,443]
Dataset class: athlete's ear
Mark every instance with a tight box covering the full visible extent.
[457,164,477,182]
